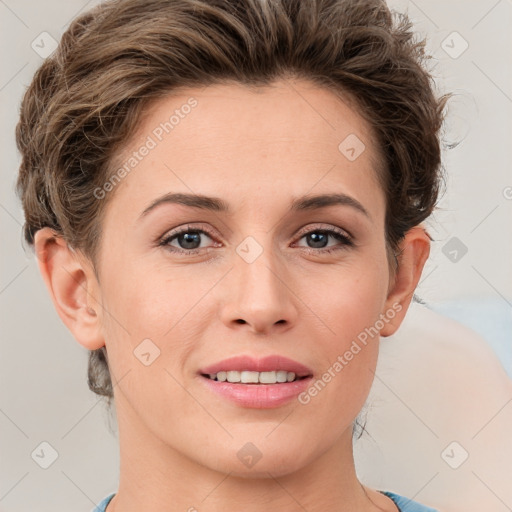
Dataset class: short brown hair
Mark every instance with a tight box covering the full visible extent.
[16,0,448,402]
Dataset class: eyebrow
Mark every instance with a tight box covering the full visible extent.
[139,192,370,219]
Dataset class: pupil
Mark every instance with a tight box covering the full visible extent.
[308,232,327,248]
[179,232,200,249]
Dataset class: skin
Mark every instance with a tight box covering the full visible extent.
[35,79,430,512]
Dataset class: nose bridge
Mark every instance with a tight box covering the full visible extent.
[221,233,298,333]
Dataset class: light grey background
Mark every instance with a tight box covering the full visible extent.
[1,1,511,511]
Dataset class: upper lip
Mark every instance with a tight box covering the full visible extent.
[199,355,313,378]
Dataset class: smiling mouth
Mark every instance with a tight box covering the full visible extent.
[201,370,310,384]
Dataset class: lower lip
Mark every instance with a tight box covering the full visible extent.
[198,375,313,409]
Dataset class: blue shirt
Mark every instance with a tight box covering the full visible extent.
[92,491,440,511]
[379,491,440,511]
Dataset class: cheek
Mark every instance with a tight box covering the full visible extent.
[98,261,217,371]
[297,293,383,431]
[296,255,389,396]
[299,254,389,336]
[96,264,208,418]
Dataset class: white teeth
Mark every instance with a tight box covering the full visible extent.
[206,370,300,384]
[226,370,241,382]
[241,370,260,383]
[259,371,277,384]
[276,370,288,382]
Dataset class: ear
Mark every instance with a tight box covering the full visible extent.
[380,226,430,337]
[34,227,105,350]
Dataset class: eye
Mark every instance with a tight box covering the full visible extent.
[159,225,218,255]
[294,227,354,254]
[158,224,354,257]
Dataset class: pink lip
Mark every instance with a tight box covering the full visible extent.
[198,376,313,409]
[198,354,313,377]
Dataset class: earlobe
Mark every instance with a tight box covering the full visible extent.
[34,228,105,350]
[380,226,431,337]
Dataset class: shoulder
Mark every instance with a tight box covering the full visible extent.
[379,490,440,512]
[91,492,116,512]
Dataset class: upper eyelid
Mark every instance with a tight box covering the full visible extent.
[161,224,216,241]
[295,224,352,239]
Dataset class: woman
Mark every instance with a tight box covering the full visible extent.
[16,0,446,510]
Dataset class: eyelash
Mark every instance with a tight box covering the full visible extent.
[158,224,354,256]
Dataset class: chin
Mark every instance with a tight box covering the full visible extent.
[223,462,305,480]
[205,445,311,479]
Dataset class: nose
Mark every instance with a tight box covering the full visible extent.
[219,245,299,335]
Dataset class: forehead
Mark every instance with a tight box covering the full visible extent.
[105,79,385,221]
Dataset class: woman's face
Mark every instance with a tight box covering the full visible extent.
[91,79,399,476]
